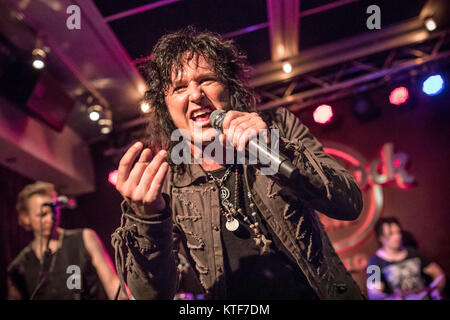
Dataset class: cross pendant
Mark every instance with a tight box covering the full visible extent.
[254,234,272,254]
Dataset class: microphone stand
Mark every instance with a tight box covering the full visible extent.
[29,204,59,300]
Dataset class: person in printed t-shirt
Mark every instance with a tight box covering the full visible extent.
[367,217,446,300]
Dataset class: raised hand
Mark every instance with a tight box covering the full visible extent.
[115,142,169,216]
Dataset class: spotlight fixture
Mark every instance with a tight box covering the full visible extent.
[32,48,46,69]
[99,119,112,134]
[282,62,292,74]
[313,104,333,124]
[351,95,380,122]
[87,104,103,121]
[99,109,113,134]
[140,102,150,113]
[424,17,437,31]
[422,74,444,96]
[108,169,118,186]
[389,86,410,106]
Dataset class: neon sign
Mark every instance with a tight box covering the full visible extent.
[318,142,415,256]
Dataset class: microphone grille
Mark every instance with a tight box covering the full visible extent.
[210,109,226,130]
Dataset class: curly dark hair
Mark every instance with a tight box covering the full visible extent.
[374,217,402,247]
[139,26,275,172]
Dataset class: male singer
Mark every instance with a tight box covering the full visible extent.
[113,27,364,299]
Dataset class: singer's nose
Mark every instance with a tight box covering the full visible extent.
[189,83,204,103]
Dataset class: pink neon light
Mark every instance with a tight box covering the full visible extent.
[108,170,118,186]
[336,185,378,254]
[323,148,360,166]
[313,105,333,124]
[323,147,378,254]
[389,86,409,106]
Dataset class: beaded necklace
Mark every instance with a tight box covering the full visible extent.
[206,165,272,254]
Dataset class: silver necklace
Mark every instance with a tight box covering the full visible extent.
[207,166,272,254]
[206,166,240,231]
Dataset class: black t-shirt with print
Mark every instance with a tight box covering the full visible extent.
[208,164,317,300]
[367,246,431,294]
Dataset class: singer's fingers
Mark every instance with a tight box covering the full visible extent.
[117,142,143,188]
[237,127,259,152]
[233,117,260,146]
[226,114,248,146]
[260,128,270,144]
[144,162,169,207]
[222,111,246,130]
[229,113,254,130]
[133,150,167,201]
[233,113,254,128]
[219,133,226,146]
[124,148,153,193]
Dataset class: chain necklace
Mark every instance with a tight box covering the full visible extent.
[206,165,239,232]
[206,165,272,254]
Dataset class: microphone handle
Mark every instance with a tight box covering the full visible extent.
[210,109,299,180]
[247,139,299,180]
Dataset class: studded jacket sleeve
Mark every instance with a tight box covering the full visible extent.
[272,107,363,221]
[112,191,181,300]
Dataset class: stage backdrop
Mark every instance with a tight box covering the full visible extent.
[295,83,450,294]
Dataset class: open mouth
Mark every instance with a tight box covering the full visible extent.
[190,107,214,125]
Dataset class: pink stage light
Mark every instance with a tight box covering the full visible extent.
[313,104,334,124]
[108,169,118,186]
[389,86,409,106]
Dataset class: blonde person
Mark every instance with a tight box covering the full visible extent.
[7,181,128,300]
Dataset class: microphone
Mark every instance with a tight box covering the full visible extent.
[42,195,77,210]
[210,109,299,180]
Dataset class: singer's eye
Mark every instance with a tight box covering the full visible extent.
[173,85,187,93]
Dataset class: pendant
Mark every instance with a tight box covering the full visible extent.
[219,187,230,201]
[225,217,239,231]
[254,234,272,254]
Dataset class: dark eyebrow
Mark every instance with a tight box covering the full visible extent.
[172,72,217,86]
[171,78,185,87]
[197,72,217,79]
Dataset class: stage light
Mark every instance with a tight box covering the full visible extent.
[282,62,292,74]
[424,18,437,31]
[87,104,103,121]
[140,102,150,113]
[389,86,409,106]
[351,95,380,122]
[422,74,444,96]
[99,119,112,134]
[32,59,44,69]
[32,48,46,69]
[108,169,118,186]
[99,109,113,134]
[313,104,333,124]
